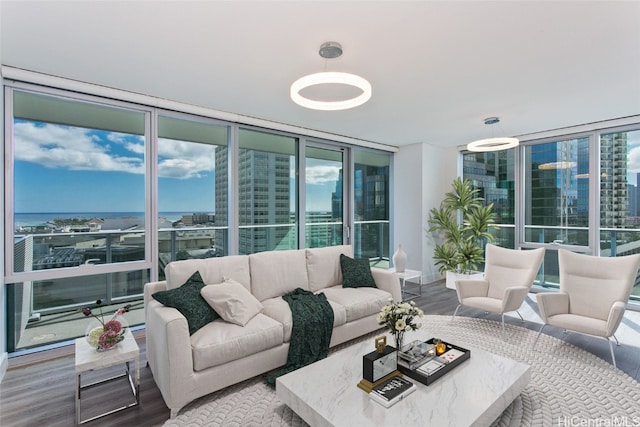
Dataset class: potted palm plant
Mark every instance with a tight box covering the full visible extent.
[428,177,497,289]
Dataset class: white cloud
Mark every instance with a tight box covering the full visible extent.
[13,123,219,180]
[628,145,640,174]
[157,138,216,179]
[14,122,144,174]
[306,165,340,185]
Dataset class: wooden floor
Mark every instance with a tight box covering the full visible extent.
[1,281,639,427]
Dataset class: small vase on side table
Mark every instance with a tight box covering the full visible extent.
[392,244,407,272]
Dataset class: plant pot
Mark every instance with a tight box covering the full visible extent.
[445,270,484,290]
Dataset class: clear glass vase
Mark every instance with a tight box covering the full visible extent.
[85,315,128,351]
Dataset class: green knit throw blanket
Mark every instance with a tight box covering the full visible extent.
[264,288,334,388]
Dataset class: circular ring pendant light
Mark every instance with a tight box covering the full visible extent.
[290,42,372,111]
[467,117,520,152]
[467,136,520,152]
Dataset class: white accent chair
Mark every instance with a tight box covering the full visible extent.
[534,249,640,368]
[452,244,545,336]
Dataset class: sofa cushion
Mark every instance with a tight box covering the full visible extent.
[200,278,264,326]
[165,255,251,290]
[321,285,390,322]
[152,271,219,335]
[340,254,377,288]
[249,249,309,301]
[190,313,284,371]
[306,245,353,292]
[261,294,347,342]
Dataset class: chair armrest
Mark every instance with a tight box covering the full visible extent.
[456,279,489,301]
[145,298,194,414]
[371,268,402,302]
[501,286,530,313]
[605,301,627,337]
[536,292,569,322]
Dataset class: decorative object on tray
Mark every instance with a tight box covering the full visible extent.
[369,376,416,408]
[376,298,424,350]
[397,338,471,386]
[392,244,407,272]
[358,336,401,393]
[397,340,436,370]
[82,300,131,351]
[434,338,447,355]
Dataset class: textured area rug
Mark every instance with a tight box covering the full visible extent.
[163,316,640,427]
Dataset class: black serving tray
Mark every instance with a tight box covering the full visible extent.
[397,338,470,386]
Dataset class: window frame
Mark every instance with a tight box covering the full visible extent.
[4,82,155,285]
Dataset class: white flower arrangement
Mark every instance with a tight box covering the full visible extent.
[376,298,424,349]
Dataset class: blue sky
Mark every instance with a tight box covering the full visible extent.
[13,120,338,213]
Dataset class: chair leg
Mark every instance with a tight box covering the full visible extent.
[607,337,617,369]
[532,324,546,350]
[613,335,620,346]
[515,311,524,322]
[452,304,462,321]
[501,314,505,340]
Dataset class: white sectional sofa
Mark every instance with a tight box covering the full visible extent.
[143,245,402,417]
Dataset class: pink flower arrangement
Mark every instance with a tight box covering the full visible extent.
[82,300,131,351]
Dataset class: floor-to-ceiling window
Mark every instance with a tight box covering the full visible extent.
[3,82,393,354]
[237,128,297,254]
[523,136,590,287]
[353,149,390,265]
[157,114,229,278]
[462,150,515,248]
[5,88,151,353]
[462,124,640,302]
[304,146,345,248]
[599,128,640,300]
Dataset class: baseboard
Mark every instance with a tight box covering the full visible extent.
[0,352,8,383]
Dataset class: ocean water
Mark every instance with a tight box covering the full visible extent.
[14,212,201,226]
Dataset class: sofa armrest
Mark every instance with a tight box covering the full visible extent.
[145,297,194,415]
[456,279,489,300]
[371,268,402,302]
[536,291,569,322]
[144,280,167,310]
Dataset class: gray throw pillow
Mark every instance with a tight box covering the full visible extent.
[152,271,219,335]
[340,254,377,288]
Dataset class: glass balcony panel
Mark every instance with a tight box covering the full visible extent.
[6,270,148,353]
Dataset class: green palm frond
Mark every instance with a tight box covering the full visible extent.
[427,178,496,275]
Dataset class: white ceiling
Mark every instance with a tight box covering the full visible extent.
[2,1,639,149]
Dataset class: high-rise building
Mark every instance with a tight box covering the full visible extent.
[215,146,292,255]
[600,133,629,229]
[354,163,389,259]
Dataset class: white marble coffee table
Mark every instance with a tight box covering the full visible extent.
[276,329,530,427]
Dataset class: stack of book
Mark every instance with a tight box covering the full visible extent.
[369,376,416,408]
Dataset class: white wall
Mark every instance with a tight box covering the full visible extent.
[393,142,458,285]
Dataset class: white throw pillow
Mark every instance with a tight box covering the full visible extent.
[200,278,264,326]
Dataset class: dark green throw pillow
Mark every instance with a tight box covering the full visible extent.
[152,271,219,335]
[340,254,377,288]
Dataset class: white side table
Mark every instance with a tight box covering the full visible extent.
[389,268,423,301]
[75,328,140,425]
